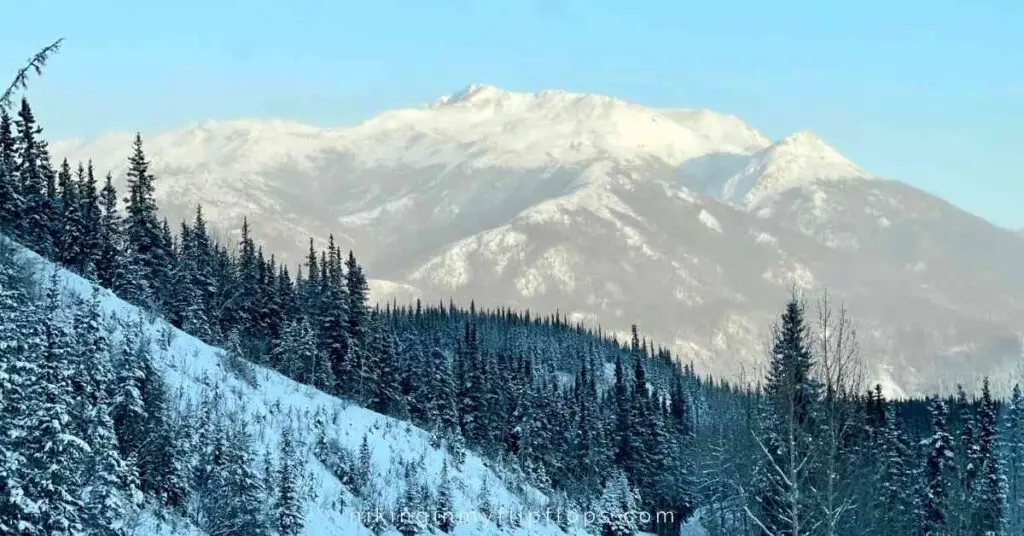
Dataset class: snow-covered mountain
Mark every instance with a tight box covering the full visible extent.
[51,84,1024,396]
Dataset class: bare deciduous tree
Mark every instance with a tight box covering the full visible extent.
[813,289,865,536]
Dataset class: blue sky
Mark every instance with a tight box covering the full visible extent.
[2,0,1021,228]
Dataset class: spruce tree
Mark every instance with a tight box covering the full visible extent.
[921,397,955,536]
[753,295,822,536]
[20,276,87,535]
[0,244,39,532]
[77,161,101,275]
[13,99,54,252]
[435,460,455,533]
[1006,383,1024,535]
[344,250,369,348]
[76,292,134,535]
[95,173,123,290]
[0,109,22,232]
[974,377,1006,533]
[121,133,164,307]
[276,425,305,535]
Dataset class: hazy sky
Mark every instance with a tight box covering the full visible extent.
[2,0,1021,228]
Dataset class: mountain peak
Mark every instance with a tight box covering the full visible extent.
[433,83,511,107]
[712,130,871,207]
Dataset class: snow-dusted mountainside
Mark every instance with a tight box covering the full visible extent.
[17,243,593,535]
[52,84,1024,396]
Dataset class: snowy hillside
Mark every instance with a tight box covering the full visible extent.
[15,244,594,536]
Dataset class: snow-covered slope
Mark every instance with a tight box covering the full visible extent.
[19,246,586,535]
[49,84,1024,396]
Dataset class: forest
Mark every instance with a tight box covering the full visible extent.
[1,74,1022,535]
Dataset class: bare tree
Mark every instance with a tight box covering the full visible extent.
[813,289,865,536]
[1,38,64,110]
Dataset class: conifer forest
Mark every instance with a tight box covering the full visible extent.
[1,41,1022,536]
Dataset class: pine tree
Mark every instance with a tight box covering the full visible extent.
[121,133,164,307]
[13,99,54,253]
[344,250,369,349]
[354,434,372,495]
[974,377,1006,533]
[395,464,426,536]
[921,397,955,536]
[1005,383,1024,535]
[20,276,87,535]
[435,460,455,533]
[0,244,40,533]
[76,292,134,535]
[95,173,123,290]
[77,161,101,276]
[0,109,22,232]
[53,159,82,267]
[874,398,917,536]
[276,425,305,535]
[598,469,642,536]
[752,295,822,536]
[425,347,460,437]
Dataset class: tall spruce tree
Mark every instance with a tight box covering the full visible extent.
[95,173,123,290]
[13,99,54,252]
[0,109,21,232]
[752,295,822,536]
[121,133,165,307]
[974,377,1005,533]
[921,397,955,536]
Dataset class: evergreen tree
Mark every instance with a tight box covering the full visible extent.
[53,159,82,267]
[598,469,642,536]
[13,99,54,252]
[0,109,22,233]
[921,397,955,536]
[121,133,165,306]
[95,173,123,290]
[1005,383,1024,535]
[19,276,87,535]
[344,250,369,349]
[276,425,305,535]
[77,161,101,276]
[752,295,822,536]
[0,245,40,532]
[974,377,1006,533]
[76,292,134,535]
[435,460,455,533]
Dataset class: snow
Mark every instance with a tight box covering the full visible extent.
[762,260,816,290]
[717,130,872,208]
[53,84,771,179]
[367,279,422,304]
[697,209,723,233]
[679,509,710,536]
[514,247,578,297]
[338,196,415,226]
[752,231,777,246]
[409,226,529,289]
[14,245,582,536]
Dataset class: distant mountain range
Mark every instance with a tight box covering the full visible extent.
[52,84,1024,396]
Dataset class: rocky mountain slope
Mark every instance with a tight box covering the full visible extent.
[51,84,1024,396]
